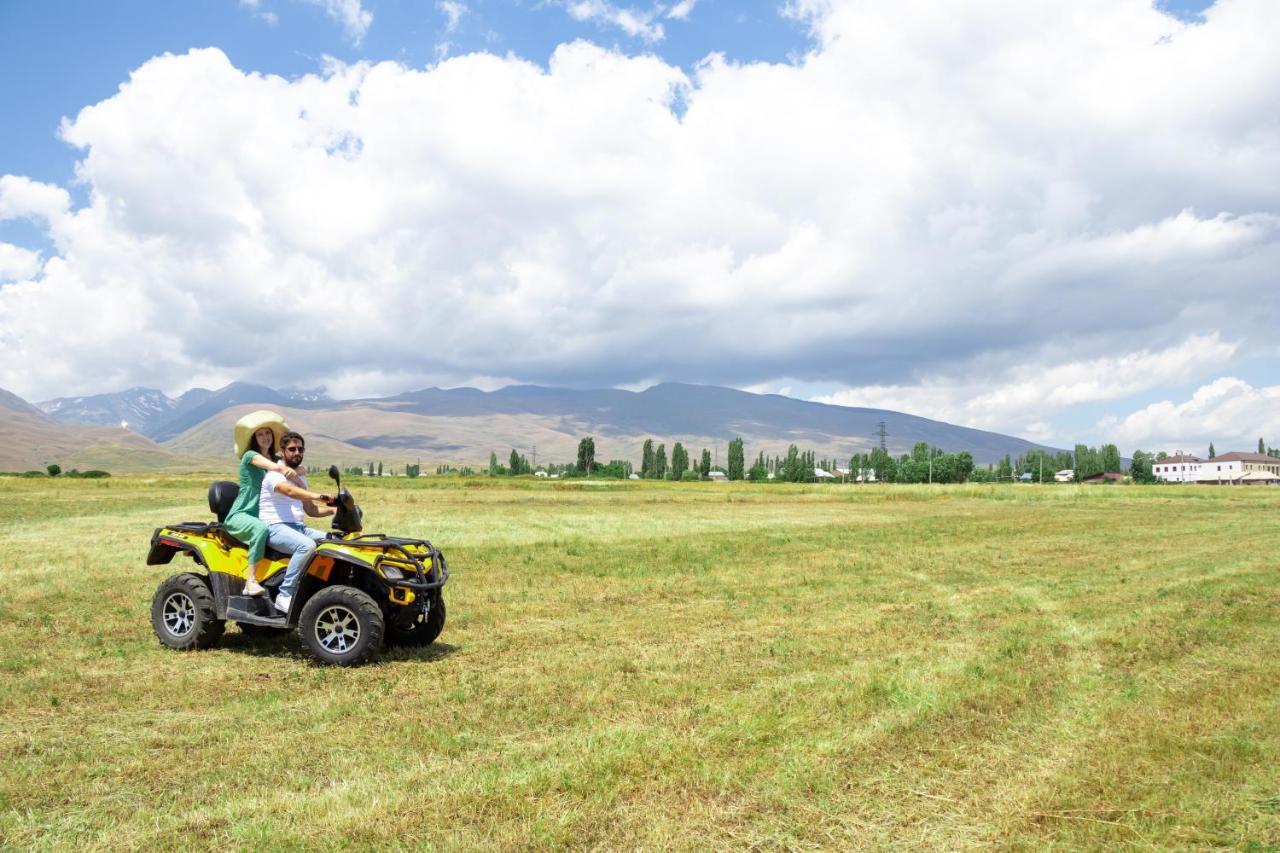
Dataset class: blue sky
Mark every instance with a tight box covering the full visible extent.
[4,0,1275,455]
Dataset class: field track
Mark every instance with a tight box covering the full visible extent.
[1,476,1278,849]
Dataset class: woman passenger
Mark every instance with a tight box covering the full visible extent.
[224,411,299,596]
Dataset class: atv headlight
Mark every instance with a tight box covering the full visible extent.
[382,565,405,580]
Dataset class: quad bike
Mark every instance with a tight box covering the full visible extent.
[148,465,448,666]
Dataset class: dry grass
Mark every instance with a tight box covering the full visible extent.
[1,477,1278,849]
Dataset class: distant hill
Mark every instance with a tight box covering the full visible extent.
[0,387,206,472]
[40,382,331,443]
[32,381,1062,468]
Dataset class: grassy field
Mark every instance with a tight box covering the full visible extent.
[1,476,1278,849]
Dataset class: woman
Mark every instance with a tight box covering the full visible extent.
[224,410,300,596]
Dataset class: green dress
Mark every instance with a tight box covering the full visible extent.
[224,450,271,566]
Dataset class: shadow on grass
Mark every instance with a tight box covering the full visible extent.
[218,626,460,665]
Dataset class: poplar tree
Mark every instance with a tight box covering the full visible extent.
[727,437,745,480]
[671,442,688,481]
[655,444,667,479]
[700,448,711,479]
[641,439,654,478]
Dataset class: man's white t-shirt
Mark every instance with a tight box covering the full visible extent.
[259,470,307,525]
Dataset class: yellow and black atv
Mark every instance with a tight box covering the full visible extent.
[147,466,448,666]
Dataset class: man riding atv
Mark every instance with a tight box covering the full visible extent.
[147,428,448,665]
[260,430,335,615]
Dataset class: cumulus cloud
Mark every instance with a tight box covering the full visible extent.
[0,0,1277,413]
[0,244,42,283]
[812,334,1240,441]
[1099,378,1280,452]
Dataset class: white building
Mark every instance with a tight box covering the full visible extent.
[1152,454,1204,483]
[1153,451,1280,484]
[1194,452,1280,484]
[1054,469,1074,483]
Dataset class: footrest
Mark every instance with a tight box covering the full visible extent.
[227,595,288,627]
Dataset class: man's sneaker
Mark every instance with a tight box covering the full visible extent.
[243,578,266,596]
[274,593,292,614]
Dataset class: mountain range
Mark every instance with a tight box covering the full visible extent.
[0,381,1065,473]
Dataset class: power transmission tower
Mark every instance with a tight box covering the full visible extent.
[874,420,888,451]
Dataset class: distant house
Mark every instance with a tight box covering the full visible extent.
[814,468,836,480]
[534,470,549,478]
[1054,469,1074,483]
[628,473,640,480]
[1019,472,1034,482]
[1083,472,1125,484]
[1152,454,1204,483]
[707,471,728,482]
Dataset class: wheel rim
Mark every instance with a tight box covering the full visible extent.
[162,592,197,637]
[315,605,361,654]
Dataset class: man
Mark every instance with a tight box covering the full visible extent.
[259,431,335,614]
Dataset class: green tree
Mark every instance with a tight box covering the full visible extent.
[577,437,596,474]
[46,463,61,477]
[489,451,499,476]
[654,444,667,479]
[747,451,769,481]
[405,463,420,478]
[1100,443,1122,473]
[671,442,688,481]
[641,439,654,478]
[700,448,711,480]
[1129,450,1155,484]
[727,437,745,481]
[869,446,895,482]
[996,454,1013,481]
[1260,438,1266,454]
[1208,442,1216,459]
[377,461,383,477]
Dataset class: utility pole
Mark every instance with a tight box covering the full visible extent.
[874,421,888,452]
[928,447,933,484]
[532,444,537,468]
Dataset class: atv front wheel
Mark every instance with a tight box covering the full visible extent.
[151,573,225,650]
[385,595,446,647]
[298,585,384,666]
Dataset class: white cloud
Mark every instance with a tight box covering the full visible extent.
[303,0,372,44]
[0,0,1278,412]
[564,1,664,42]
[0,175,70,223]
[437,0,467,34]
[665,0,696,20]
[812,335,1241,441]
[1099,378,1280,453]
[0,243,42,283]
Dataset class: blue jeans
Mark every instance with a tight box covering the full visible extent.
[268,522,327,598]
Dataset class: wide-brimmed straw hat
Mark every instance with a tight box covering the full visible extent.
[233,409,289,458]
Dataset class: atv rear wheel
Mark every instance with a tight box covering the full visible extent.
[298,585,384,666]
[385,595,446,647]
[151,573,224,650]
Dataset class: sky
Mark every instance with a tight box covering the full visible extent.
[1,0,1277,454]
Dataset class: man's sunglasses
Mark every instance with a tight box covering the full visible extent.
[283,444,305,453]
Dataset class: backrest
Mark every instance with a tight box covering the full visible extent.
[208,481,240,522]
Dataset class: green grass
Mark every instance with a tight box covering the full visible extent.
[2,477,1278,849]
